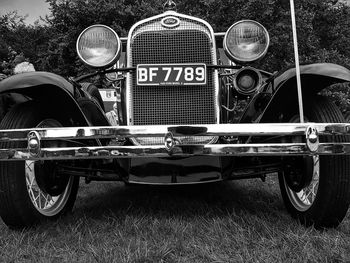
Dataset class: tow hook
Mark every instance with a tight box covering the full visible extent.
[27,131,41,157]
[306,126,319,153]
[164,132,176,153]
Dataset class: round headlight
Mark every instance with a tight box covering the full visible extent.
[224,20,269,63]
[76,25,121,68]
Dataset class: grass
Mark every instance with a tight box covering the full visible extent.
[0,176,349,263]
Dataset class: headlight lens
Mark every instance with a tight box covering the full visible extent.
[76,25,121,68]
[224,20,269,63]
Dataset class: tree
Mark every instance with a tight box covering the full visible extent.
[1,0,349,76]
[40,0,164,76]
[38,0,350,76]
[0,11,51,75]
[175,0,350,71]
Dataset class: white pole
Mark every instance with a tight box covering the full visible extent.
[290,0,304,123]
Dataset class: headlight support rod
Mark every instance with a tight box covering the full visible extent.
[290,0,305,123]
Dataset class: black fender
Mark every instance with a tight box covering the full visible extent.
[260,63,350,122]
[0,71,110,126]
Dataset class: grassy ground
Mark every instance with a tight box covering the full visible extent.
[0,176,349,263]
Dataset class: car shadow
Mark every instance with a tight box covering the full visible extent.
[73,177,286,221]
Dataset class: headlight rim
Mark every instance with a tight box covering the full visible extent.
[76,24,121,68]
[223,19,270,64]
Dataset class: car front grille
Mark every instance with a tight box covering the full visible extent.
[127,13,218,145]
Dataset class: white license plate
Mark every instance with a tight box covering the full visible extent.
[137,63,207,86]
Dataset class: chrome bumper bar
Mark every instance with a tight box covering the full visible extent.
[1,123,349,141]
[0,123,349,161]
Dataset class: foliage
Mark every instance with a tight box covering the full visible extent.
[1,0,350,74]
[0,11,51,75]
[39,0,164,76]
[174,0,350,71]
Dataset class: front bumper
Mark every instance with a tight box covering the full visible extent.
[0,123,350,161]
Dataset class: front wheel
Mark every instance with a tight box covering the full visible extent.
[0,101,79,228]
[279,96,350,228]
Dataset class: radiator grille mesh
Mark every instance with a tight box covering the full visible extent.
[128,14,217,145]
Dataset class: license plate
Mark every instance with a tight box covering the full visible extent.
[137,63,207,86]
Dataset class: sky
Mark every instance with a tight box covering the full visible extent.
[0,0,50,24]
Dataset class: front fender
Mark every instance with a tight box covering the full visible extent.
[260,63,350,122]
[0,71,108,126]
[274,63,350,91]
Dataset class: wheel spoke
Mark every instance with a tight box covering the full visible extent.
[25,161,33,172]
[304,189,313,204]
[39,191,42,209]
[298,190,310,205]
[44,195,49,208]
[40,192,47,209]
[28,186,36,203]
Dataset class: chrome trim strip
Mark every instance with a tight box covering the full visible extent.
[214,32,225,37]
[1,143,350,161]
[0,123,349,142]
[120,32,225,43]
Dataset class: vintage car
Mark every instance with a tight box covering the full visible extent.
[0,0,350,229]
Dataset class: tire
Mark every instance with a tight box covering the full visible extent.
[344,111,350,123]
[80,82,105,112]
[0,101,79,228]
[279,96,350,228]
